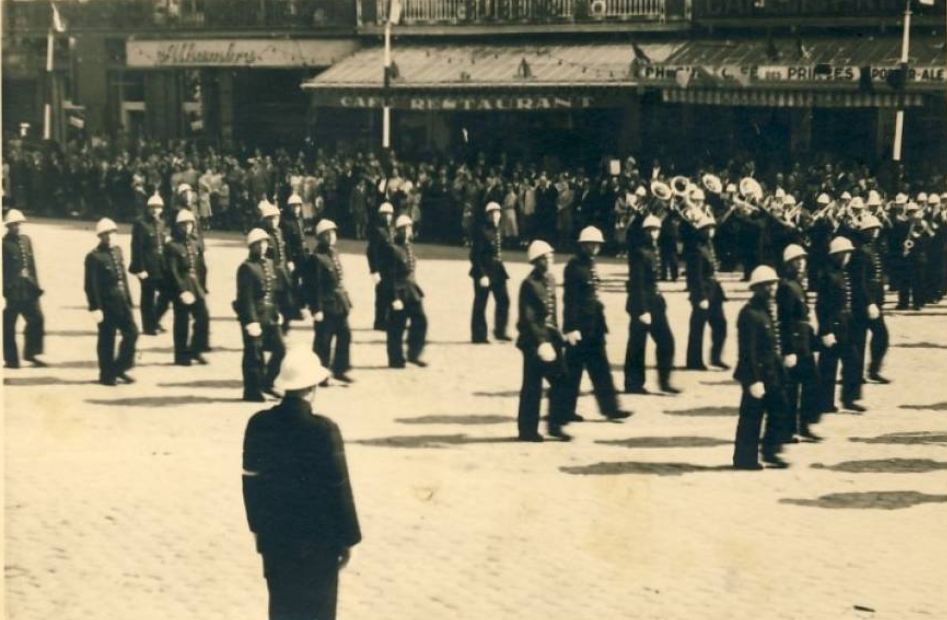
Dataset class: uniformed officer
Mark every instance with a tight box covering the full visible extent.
[685,214,728,371]
[130,192,170,335]
[469,201,511,344]
[282,193,308,316]
[777,244,822,442]
[303,219,354,384]
[260,200,297,333]
[624,215,679,395]
[516,240,571,441]
[84,218,139,386]
[235,228,286,402]
[367,202,394,331]
[3,209,46,368]
[242,348,361,620]
[165,209,210,366]
[894,203,926,310]
[384,215,428,368]
[732,265,790,470]
[816,236,864,413]
[562,226,632,421]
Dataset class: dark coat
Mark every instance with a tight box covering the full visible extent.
[625,244,663,317]
[850,241,885,314]
[3,232,42,302]
[468,223,508,281]
[281,213,308,266]
[234,257,281,326]
[685,242,724,304]
[302,248,352,316]
[84,244,132,313]
[815,261,852,336]
[382,241,424,304]
[562,253,606,340]
[129,216,166,279]
[164,233,207,299]
[515,269,562,352]
[366,222,391,276]
[242,397,361,554]
[733,295,783,388]
[776,277,814,357]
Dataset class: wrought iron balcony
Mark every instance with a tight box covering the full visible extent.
[365,0,679,25]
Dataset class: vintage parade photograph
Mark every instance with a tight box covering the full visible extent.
[2,0,947,618]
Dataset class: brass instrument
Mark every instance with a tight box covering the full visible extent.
[701,173,723,195]
[739,177,764,202]
[903,221,918,257]
[670,175,691,198]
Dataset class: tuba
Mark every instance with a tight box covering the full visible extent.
[739,176,763,202]
[671,175,691,198]
[701,173,723,195]
[650,179,673,202]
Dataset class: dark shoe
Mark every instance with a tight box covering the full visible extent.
[605,410,633,420]
[762,456,790,469]
[784,435,800,444]
[494,334,512,342]
[710,360,731,370]
[388,361,406,369]
[733,462,764,471]
[407,358,428,368]
[333,373,355,384]
[471,338,490,344]
[243,394,266,402]
[373,323,386,332]
[659,384,682,395]
[143,330,158,336]
[318,378,330,388]
[25,356,48,367]
[684,364,708,371]
[4,361,20,369]
[823,405,839,414]
[174,359,192,367]
[517,434,544,443]
[100,377,117,386]
[192,353,209,365]
[565,414,585,423]
[624,386,650,395]
[798,429,823,442]
[155,325,167,334]
[867,372,891,384]
[842,401,867,413]
[547,427,573,442]
[116,372,136,384]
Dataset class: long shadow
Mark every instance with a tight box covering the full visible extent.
[891,342,947,350]
[157,379,244,389]
[350,364,396,371]
[811,459,947,474]
[596,436,732,449]
[44,330,97,337]
[899,402,947,412]
[473,389,527,398]
[351,434,520,449]
[850,432,947,445]
[699,379,738,387]
[561,461,732,476]
[396,414,515,426]
[140,345,243,354]
[888,311,947,317]
[780,491,947,510]
[4,376,96,387]
[85,395,244,407]
[664,406,739,417]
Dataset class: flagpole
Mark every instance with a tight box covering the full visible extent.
[43,28,54,140]
[892,0,912,162]
[383,18,391,150]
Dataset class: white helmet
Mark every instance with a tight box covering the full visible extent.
[395,214,413,229]
[578,226,605,244]
[635,186,648,198]
[748,265,779,289]
[774,188,786,199]
[177,183,192,194]
[378,202,394,215]
[315,219,338,236]
[642,215,662,230]
[696,215,716,230]
[917,192,928,203]
[894,193,908,205]
[689,187,706,202]
[287,193,303,206]
[859,215,882,231]
[782,244,808,263]
[485,201,501,214]
[95,218,118,236]
[527,240,554,262]
[725,183,738,194]
[928,194,941,206]
[783,195,797,207]
[4,209,26,225]
[849,197,865,210]
[260,202,280,219]
[176,209,196,225]
[816,193,831,205]
[867,191,882,207]
[147,193,164,207]
[275,347,330,392]
[246,228,269,246]
[829,236,855,255]
[841,191,852,201]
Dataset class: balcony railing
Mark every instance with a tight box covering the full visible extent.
[370,0,673,24]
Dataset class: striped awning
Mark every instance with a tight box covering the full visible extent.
[661,89,927,108]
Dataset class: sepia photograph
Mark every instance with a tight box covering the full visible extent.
[2,0,946,618]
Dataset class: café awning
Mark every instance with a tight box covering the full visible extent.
[661,89,927,108]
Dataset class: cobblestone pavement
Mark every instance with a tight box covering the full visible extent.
[5,220,947,619]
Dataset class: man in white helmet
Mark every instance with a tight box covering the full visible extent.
[849,215,891,387]
[515,240,571,441]
[732,265,790,469]
[84,218,139,386]
[130,192,170,335]
[242,348,361,620]
[3,209,46,368]
[925,193,946,304]
[816,236,864,413]
[164,209,210,366]
[367,202,395,331]
[235,228,287,402]
[685,215,728,371]
[302,219,354,384]
[383,215,428,368]
[469,201,511,344]
[260,201,298,333]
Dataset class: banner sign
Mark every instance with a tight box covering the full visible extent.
[127,39,359,68]
[314,93,620,110]
[692,0,945,19]
[638,63,945,87]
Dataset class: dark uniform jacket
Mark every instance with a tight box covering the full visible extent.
[626,245,663,317]
[234,256,281,327]
[242,397,361,554]
[468,223,509,281]
[303,247,352,316]
[516,270,562,352]
[164,233,207,299]
[685,242,725,304]
[563,253,607,340]
[733,295,783,388]
[3,232,42,302]
[281,213,307,266]
[382,241,424,304]
[816,261,853,336]
[366,222,391,276]
[263,223,291,270]
[84,244,132,314]
[850,241,885,317]
[129,216,166,280]
[776,277,814,357]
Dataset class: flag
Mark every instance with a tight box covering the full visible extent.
[388,0,402,25]
[51,3,67,33]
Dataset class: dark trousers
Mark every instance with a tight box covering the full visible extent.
[853,315,889,383]
[659,245,678,281]
[242,324,286,399]
[172,296,210,362]
[624,304,675,391]
[97,306,139,382]
[817,323,860,410]
[733,382,788,467]
[373,280,391,330]
[470,277,510,341]
[785,354,821,435]
[897,263,925,309]
[139,277,169,333]
[3,297,44,365]
[262,548,340,620]
[314,312,351,376]
[685,298,727,367]
[518,347,569,437]
[563,338,619,417]
[386,299,427,365]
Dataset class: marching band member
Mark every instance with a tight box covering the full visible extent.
[685,214,728,371]
[850,215,890,386]
[3,209,46,368]
[130,192,170,336]
[165,209,210,366]
[384,215,428,368]
[469,201,511,344]
[260,200,298,333]
[367,202,394,331]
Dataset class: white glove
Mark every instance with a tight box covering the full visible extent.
[276,313,283,326]
[179,291,196,305]
[479,276,490,288]
[698,299,709,310]
[537,342,556,362]
[638,312,652,326]
[287,261,295,272]
[783,353,798,369]
[314,311,324,323]
[821,333,837,348]
[372,272,382,285]
[91,309,104,324]
[392,299,404,311]
[565,331,582,346]
[867,304,880,320]
[245,322,262,338]
[748,382,765,399]
[136,271,148,281]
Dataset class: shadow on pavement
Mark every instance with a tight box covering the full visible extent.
[779,491,947,510]
[351,434,520,449]
[899,402,947,411]
[887,311,947,317]
[596,436,732,449]
[138,346,243,354]
[698,379,738,387]
[891,342,947,349]
[396,414,515,426]
[850,432,947,445]
[664,406,739,417]
[4,376,96,387]
[811,459,947,473]
[44,330,98,337]
[85,395,244,407]
[158,379,244,389]
[561,461,732,476]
